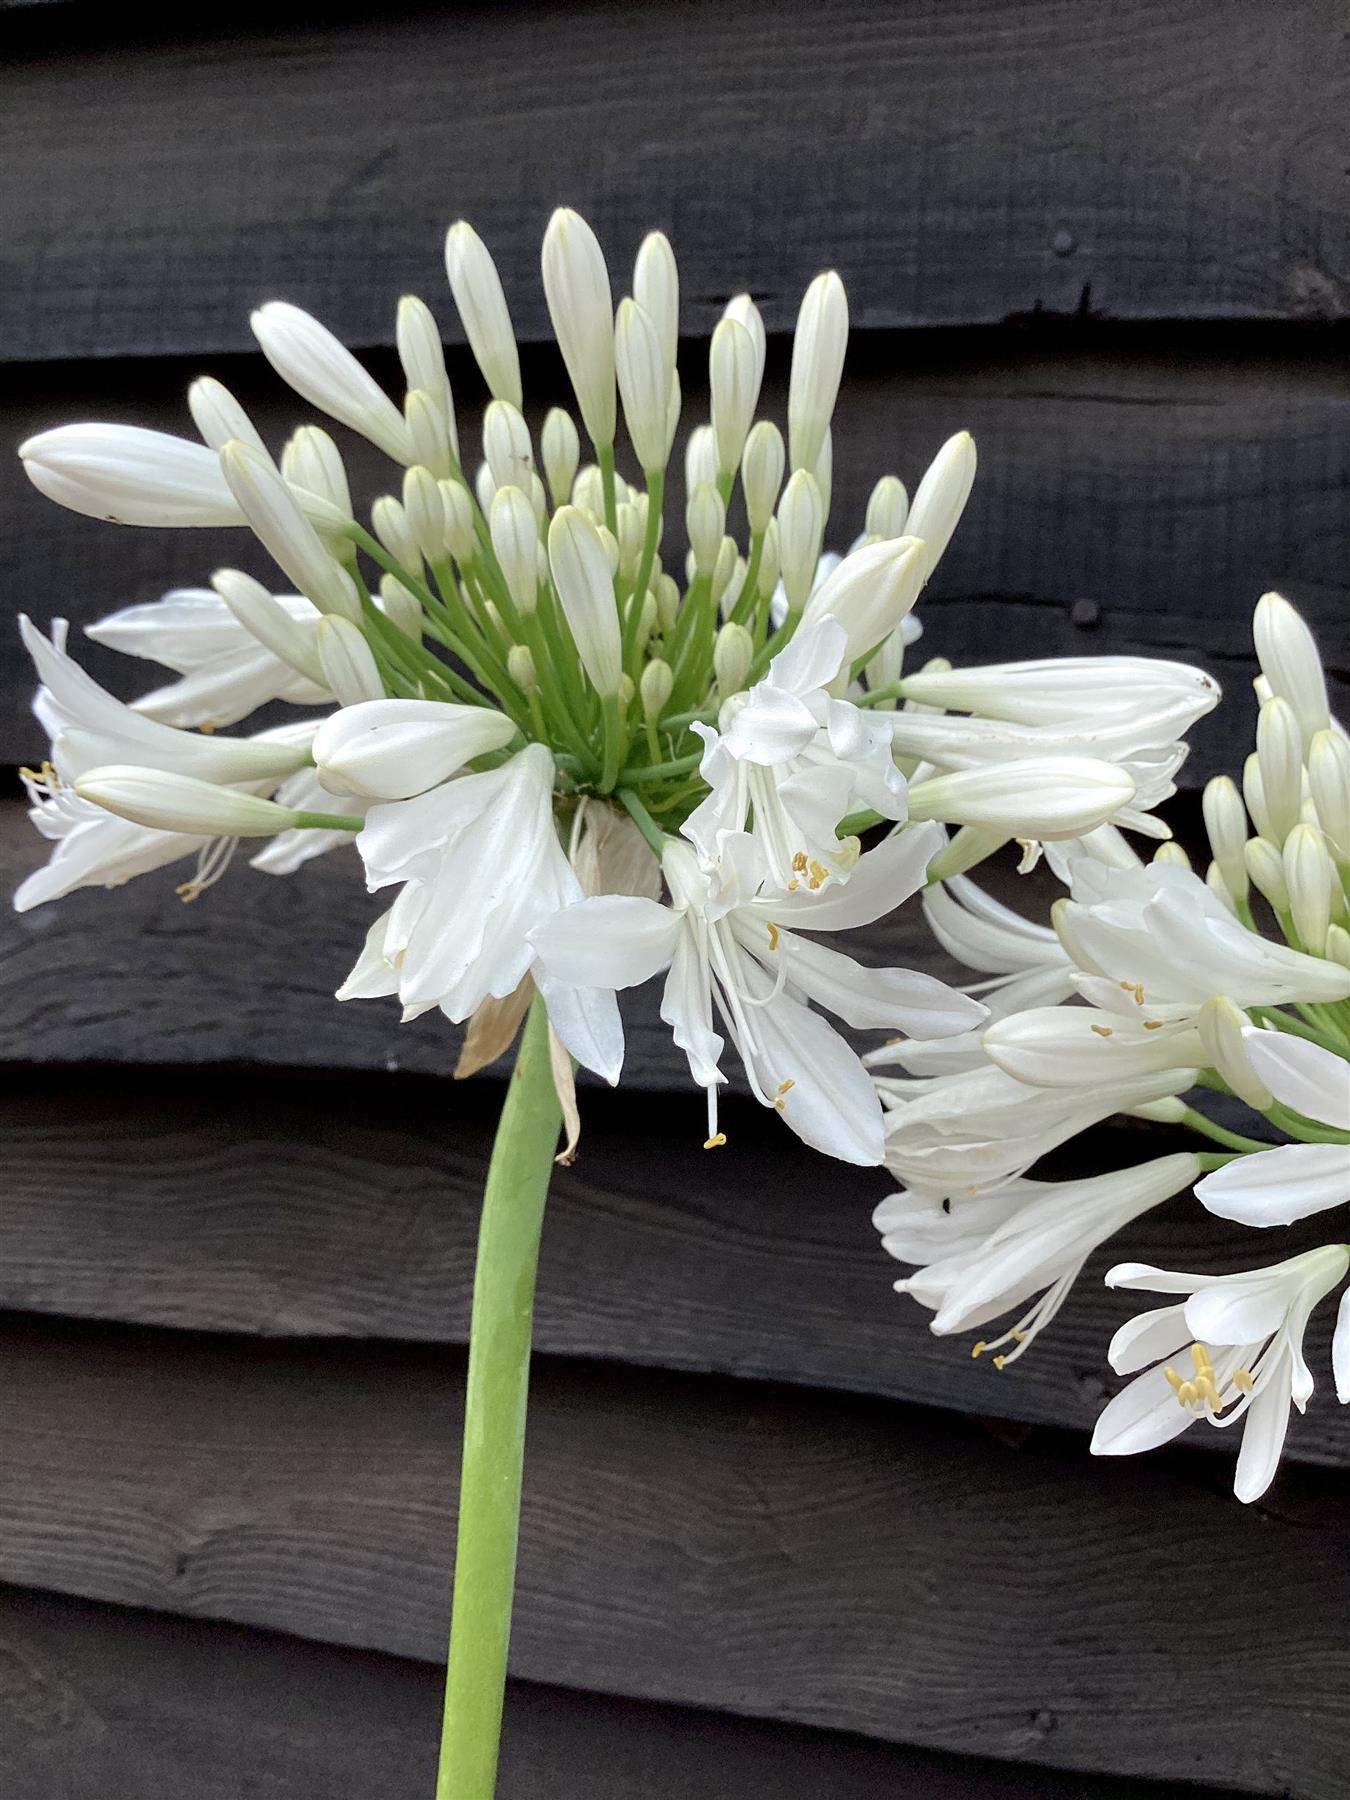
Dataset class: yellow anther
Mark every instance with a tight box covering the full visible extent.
[776,1078,795,1096]
[1090,1024,1113,1038]
[174,881,203,904]
[1190,1343,1214,1376]
[1119,980,1146,1005]
[1164,1364,1186,1393]
[198,720,217,735]
[787,879,800,892]
[1175,1380,1199,1406]
[971,1341,988,1359]
[766,922,780,951]
[1234,1367,1256,1394]
[791,851,808,873]
[1011,1330,1027,1343]
[1143,1019,1164,1031]
[703,1132,727,1149]
[992,1354,1007,1371]
[808,859,828,890]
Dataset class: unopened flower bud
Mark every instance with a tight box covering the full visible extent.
[865,474,909,541]
[1243,753,1275,844]
[1202,774,1249,902]
[801,535,926,665]
[480,401,531,495]
[905,432,976,584]
[908,757,1134,839]
[756,517,781,597]
[220,440,360,621]
[282,425,355,531]
[572,464,604,519]
[596,525,621,579]
[617,672,636,710]
[75,765,311,839]
[251,301,413,464]
[438,478,477,563]
[663,371,682,464]
[1284,822,1335,953]
[640,657,674,721]
[687,482,725,576]
[541,207,616,447]
[633,231,679,379]
[615,501,645,581]
[776,470,825,612]
[1326,923,1350,969]
[723,294,766,393]
[378,575,424,643]
[397,296,455,441]
[1205,861,1238,916]
[1244,836,1289,915]
[654,573,680,635]
[1256,696,1304,844]
[444,221,522,408]
[710,537,739,609]
[19,423,242,528]
[1197,996,1272,1111]
[615,297,669,473]
[189,377,268,457]
[710,316,761,479]
[1151,841,1191,869]
[1253,591,1329,746]
[211,567,323,684]
[402,465,447,564]
[1308,729,1350,859]
[541,408,581,508]
[317,615,385,705]
[636,590,658,648]
[475,461,497,515]
[740,421,784,534]
[507,643,538,693]
[788,270,847,474]
[684,424,718,497]
[547,506,623,695]
[371,494,422,576]
[405,387,455,479]
[490,486,542,615]
[714,621,754,697]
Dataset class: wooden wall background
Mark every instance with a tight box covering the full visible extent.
[1,3,1347,1795]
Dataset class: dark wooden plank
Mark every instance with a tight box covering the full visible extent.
[3,1066,1347,1470]
[0,1584,1246,1800]
[0,1314,1345,1796]
[5,0,1347,366]
[2,334,1346,768]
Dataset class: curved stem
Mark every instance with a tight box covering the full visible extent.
[437,996,560,1800]
[1179,1105,1272,1156]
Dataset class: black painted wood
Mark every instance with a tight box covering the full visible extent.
[4,0,1347,366]
[1,1065,1344,1468]
[3,334,1346,769]
[0,1314,1345,1797]
[0,1583,1252,1800]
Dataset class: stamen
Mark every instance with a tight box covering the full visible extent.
[1233,1367,1256,1394]
[1090,1024,1113,1038]
[791,851,808,873]
[1143,1019,1164,1030]
[1119,980,1146,1005]
[766,922,779,951]
[703,1132,727,1149]
[808,859,828,890]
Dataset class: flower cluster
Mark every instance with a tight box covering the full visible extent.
[18,209,1207,1165]
[870,593,1350,1499]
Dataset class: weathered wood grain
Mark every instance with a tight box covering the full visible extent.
[0,1314,1346,1796]
[5,0,1347,365]
[2,1066,1345,1469]
[3,337,1346,767]
[0,1583,1249,1800]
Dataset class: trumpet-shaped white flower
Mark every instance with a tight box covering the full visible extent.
[16,762,213,912]
[682,617,907,893]
[340,743,622,1078]
[19,424,245,528]
[874,1060,1195,1197]
[20,615,310,786]
[312,698,517,800]
[1091,1245,1349,1502]
[1052,860,1350,1021]
[530,829,985,1163]
[85,586,329,729]
[880,1152,1202,1364]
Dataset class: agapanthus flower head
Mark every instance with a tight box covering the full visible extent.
[16,207,1217,1162]
[875,592,1350,1501]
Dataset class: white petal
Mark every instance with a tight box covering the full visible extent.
[1242,1030,1350,1131]
[1185,1274,1292,1345]
[1090,1364,1199,1457]
[1106,1303,1190,1375]
[761,928,987,1038]
[1233,1364,1292,1504]
[534,970,625,1085]
[740,987,885,1165]
[1196,1143,1348,1228]
[660,930,726,1089]
[1333,1286,1350,1404]
[530,895,681,990]
[764,616,847,699]
[760,821,944,930]
[720,686,819,764]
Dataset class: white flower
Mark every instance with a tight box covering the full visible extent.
[879,1152,1202,1364]
[921,876,1075,1016]
[530,827,985,1164]
[86,585,328,729]
[312,698,517,800]
[1242,1029,1350,1131]
[1091,1245,1349,1502]
[19,424,244,528]
[1052,860,1350,1020]
[982,1004,1206,1089]
[73,765,315,839]
[906,757,1137,842]
[250,761,372,876]
[899,655,1220,732]
[339,743,621,1078]
[20,615,310,786]
[15,764,213,913]
[682,617,907,893]
[444,221,523,409]
[874,1061,1195,1197]
[251,301,415,465]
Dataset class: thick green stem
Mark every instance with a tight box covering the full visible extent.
[437,997,560,1800]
